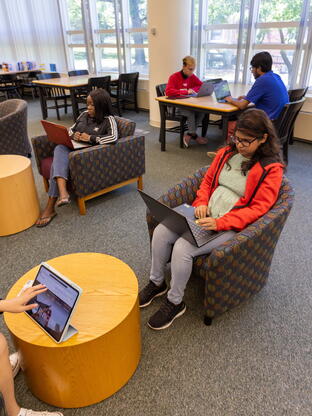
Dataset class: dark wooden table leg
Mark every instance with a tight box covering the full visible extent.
[159,102,166,151]
[202,113,209,137]
[37,87,47,119]
[70,88,79,121]
[222,115,229,144]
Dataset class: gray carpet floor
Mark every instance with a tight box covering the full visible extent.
[1,100,311,416]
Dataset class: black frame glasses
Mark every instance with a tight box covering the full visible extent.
[230,135,259,147]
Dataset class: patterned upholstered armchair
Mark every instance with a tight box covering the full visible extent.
[32,117,145,214]
[146,167,294,325]
[0,99,32,157]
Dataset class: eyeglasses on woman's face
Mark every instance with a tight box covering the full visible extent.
[230,135,259,147]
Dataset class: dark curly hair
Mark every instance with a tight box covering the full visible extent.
[226,108,284,175]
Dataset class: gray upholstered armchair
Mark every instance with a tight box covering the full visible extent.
[146,167,294,325]
[32,116,145,214]
[0,99,31,157]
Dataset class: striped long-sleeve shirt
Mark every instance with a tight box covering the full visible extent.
[69,111,118,145]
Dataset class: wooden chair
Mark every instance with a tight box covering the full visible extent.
[36,73,71,120]
[274,98,305,163]
[18,70,41,99]
[0,74,21,100]
[287,87,308,144]
[68,70,89,77]
[110,72,139,116]
[156,83,188,148]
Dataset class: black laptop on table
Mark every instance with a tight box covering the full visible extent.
[138,190,225,248]
[214,80,232,103]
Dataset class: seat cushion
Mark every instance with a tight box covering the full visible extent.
[41,157,53,179]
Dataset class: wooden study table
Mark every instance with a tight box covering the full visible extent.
[32,74,118,121]
[156,95,241,151]
[155,84,251,151]
[4,253,141,408]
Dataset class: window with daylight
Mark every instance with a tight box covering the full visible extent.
[191,0,312,89]
[59,0,148,75]
[60,0,89,71]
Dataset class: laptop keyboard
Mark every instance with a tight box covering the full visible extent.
[188,220,212,239]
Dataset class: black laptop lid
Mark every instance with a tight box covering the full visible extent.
[138,191,196,245]
[214,80,231,101]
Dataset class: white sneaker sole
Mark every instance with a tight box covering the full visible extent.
[139,287,168,308]
[147,304,186,330]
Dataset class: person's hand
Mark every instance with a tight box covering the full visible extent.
[79,133,91,142]
[73,132,81,141]
[195,217,217,231]
[237,95,246,100]
[0,284,47,313]
[188,89,196,94]
[194,205,208,219]
[224,96,233,103]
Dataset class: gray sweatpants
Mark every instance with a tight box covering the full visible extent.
[177,108,205,135]
[48,144,71,197]
[150,223,236,305]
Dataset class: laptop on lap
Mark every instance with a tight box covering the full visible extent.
[41,120,91,150]
[138,190,225,248]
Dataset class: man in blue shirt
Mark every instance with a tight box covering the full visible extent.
[226,52,289,118]
[224,52,289,142]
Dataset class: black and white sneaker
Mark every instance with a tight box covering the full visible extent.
[139,281,168,308]
[148,299,186,330]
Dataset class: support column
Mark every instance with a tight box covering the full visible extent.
[148,0,192,127]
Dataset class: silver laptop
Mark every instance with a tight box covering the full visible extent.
[189,81,215,98]
[25,262,82,343]
[214,80,231,102]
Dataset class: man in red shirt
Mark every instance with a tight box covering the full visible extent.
[165,56,208,147]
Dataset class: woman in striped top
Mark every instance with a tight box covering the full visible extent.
[36,89,118,227]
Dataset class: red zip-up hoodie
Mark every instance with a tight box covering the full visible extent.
[192,147,284,231]
[165,70,202,96]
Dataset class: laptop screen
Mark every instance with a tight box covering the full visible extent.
[26,264,80,342]
[214,80,231,101]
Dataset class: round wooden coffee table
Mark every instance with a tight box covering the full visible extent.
[4,253,141,408]
[0,155,39,236]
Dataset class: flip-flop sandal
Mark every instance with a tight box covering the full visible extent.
[56,197,71,208]
[35,213,57,228]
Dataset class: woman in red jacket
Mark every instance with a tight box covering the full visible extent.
[165,56,208,147]
[139,108,284,330]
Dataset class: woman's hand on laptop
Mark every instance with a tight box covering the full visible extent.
[224,96,233,103]
[195,217,217,231]
[79,133,91,142]
[188,89,196,94]
[73,132,81,141]
[195,205,208,219]
[0,284,47,313]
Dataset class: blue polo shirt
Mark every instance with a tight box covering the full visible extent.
[245,71,289,119]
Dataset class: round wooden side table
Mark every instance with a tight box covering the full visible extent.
[4,253,141,408]
[0,155,40,236]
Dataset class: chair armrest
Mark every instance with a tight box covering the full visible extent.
[68,135,145,197]
[31,135,56,174]
[146,167,208,241]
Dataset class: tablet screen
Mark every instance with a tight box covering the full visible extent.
[26,264,80,342]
